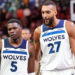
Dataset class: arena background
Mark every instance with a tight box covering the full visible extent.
[0,0,74,39]
[0,0,75,74]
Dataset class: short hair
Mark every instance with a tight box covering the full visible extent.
[8,19,22,26]
[22,28,31,33]
[42,0,56,7]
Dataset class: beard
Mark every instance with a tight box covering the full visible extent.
[43,17,54,26]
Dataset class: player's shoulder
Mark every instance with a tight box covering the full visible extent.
[65,20,75,35]
[34,26,41,38]
[33,26,41,43]
[34,26,41,33]
[65,20,74,26]
[65,20,75,29]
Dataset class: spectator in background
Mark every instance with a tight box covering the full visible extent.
[20,16,29,28]
[8,3,17,14]
[21,28,35,75]
[22,28,32,41]
[0,8,7,22]
[16,8,24,19]
[30,21,37,35]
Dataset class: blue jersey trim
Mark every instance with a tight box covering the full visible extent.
[42,30,65,37]
[3,50,27,55]
[42,20,64,32]
[4,38,27,49]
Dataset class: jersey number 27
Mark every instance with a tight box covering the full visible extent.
[48,41,61,54]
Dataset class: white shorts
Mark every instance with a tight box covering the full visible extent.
[40,69,75,75]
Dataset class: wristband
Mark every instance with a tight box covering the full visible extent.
[28,72,35,75]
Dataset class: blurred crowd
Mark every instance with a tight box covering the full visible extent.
[0,0,70,39]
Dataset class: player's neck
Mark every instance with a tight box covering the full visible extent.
[9,37,22,44]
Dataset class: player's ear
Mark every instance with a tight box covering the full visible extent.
[55,10,57,15]
[53,6,57,16]
[54,7,57,16]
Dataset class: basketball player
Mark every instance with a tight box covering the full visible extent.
[22,28,40,75]
[0,19,35,75]
[33,0,75,75]
[22,28,35,75]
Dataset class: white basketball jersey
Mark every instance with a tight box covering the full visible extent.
[1,38,29,75]
[40,20,75,71]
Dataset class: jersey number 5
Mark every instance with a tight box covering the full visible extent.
[48,41,61,54]
[10,61,17,72]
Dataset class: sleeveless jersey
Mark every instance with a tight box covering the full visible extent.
[1,38,29,75]
[40,20,75,71]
